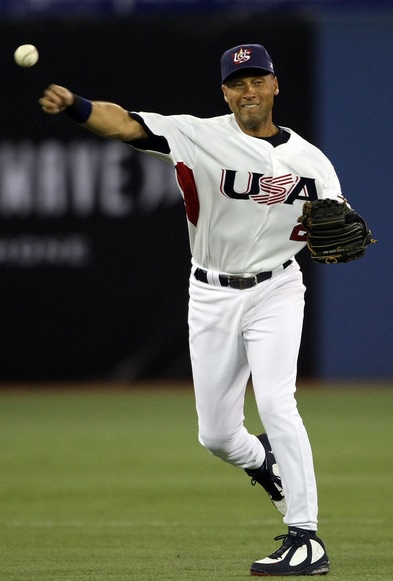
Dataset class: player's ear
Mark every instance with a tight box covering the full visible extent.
[273,76,279,96]
[221,85,229,102]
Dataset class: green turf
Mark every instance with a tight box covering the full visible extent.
[0,382,392,580]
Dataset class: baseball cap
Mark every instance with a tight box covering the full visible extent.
[220,44,275,84]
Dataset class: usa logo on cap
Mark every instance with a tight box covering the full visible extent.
[232,47,252,65]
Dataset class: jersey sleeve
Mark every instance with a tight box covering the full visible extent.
[319,159,343,201]
[126,112,171,154]
[126,111,197,167]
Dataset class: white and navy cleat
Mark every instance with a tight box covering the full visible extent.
[250,527,330,576]
[245,433,287,516]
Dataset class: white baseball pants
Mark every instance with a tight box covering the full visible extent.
[188,260,318,530]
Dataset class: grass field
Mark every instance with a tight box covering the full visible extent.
[0,382,392,580]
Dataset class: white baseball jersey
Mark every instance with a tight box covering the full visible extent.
[130,112,342,274]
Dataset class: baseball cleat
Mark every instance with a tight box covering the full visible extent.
[245,433,287,516]
[250,527,330,576]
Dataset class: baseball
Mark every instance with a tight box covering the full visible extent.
[14,44,39,68]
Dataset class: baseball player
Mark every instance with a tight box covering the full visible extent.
[38,44,338,576]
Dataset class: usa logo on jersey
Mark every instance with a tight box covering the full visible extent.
[220,169,318,205]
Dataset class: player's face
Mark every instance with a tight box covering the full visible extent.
[222,73,279,136]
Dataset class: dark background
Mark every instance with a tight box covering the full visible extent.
[1,4,391,383]
[0,14,316,382]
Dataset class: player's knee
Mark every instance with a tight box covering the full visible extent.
[198,432,235,462]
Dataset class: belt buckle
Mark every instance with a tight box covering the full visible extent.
[228,275,257,290]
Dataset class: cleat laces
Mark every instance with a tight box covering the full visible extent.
[268,530,309,559]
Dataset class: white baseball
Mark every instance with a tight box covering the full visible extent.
[14,44,39,68]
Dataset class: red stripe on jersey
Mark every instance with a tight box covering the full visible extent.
[175,162,200,227]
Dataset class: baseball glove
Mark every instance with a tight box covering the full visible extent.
[299,198,376,264]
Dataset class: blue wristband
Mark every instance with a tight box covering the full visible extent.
[65,94,92,123]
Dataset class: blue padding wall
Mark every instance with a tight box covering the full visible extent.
[316,11,393,379]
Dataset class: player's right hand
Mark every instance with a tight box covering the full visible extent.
[39,84,74,115]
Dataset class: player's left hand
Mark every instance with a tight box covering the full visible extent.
[298,198,376,264]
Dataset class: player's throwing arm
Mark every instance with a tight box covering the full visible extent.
[39,84,148,142]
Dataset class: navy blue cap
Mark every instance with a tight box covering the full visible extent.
[221,44,275,84]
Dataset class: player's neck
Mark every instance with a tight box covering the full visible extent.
[238,120,279,138]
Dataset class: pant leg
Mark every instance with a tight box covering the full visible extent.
[188,277,265,470]
[244,263,318,530]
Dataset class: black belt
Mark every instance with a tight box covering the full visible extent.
[194,260,292,290]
